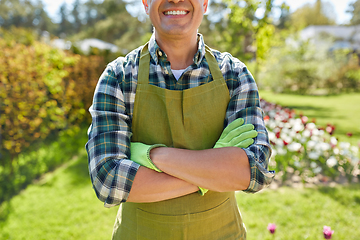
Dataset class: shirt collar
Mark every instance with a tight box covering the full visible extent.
[148,33,206,66]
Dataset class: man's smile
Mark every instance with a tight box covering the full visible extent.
[164,10,189,16]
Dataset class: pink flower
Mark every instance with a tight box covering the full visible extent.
[301,115,308,124]
[323,226,334,239]
[267,223,276,234]
[326,124,336,135]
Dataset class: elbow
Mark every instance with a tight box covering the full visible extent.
[91,178,112,204]
[90,172,126,207]
[242,167,275,193]
[92,181,126,207]
[243,182,266,194]
[87,156,138,207]
[241,145,275,193]
[216,183,250,193]
[243,183,263,194]
[234,176,251,192]
[239,176,251,192]
[230,169,251,192]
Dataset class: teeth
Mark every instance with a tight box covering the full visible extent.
[165,11,187,15]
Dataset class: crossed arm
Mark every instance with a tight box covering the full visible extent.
[127,147,250,203]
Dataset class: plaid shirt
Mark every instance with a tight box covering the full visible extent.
[86,34,274,207]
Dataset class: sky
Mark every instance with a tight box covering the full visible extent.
[41,0,354,25]
[273,0,353,24]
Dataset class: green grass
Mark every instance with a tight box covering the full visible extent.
[237,185,360,239]
[1,152,360,239]
[259,91,360,146]
[0,153,118,240]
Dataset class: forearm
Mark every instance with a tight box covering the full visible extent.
[151,147,251,192]
[127,166,199,203]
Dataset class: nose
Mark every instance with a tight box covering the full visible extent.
[168,0,184,3]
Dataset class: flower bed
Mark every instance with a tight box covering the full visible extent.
[261,99,360,184]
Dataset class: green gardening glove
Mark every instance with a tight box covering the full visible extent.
[198,186,208,196]
[214,118,258,149]
[130,142,166,172]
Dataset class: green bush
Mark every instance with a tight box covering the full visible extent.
[0,28,106,203]
[0,34,77,158]
[257,36,360,95]
[0,28,105,156]
[325,53,360,94]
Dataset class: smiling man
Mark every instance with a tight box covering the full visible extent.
[85,0,274,239]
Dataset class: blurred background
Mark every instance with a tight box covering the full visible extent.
[1,0,360,239]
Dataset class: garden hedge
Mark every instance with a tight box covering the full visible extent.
[0,31,106,203]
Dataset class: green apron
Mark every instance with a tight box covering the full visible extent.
[112,44,246,240]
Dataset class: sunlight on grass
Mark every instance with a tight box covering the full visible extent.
[237,185,360,239]
[0,153,118,240]
[259,91,360,146]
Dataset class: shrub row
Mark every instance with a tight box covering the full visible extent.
[0,31,105,157]
[0,29,107,202]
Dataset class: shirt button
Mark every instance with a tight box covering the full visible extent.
[164,69,168,74]
[158,51,162,57]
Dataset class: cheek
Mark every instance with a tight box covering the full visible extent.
[148,11,157,23]
[148,6,160,19]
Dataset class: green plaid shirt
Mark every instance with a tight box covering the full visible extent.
[86,34,274,207]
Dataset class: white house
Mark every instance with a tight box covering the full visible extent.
[51,39,72,50]
[300,25,360,51]
[51,38,120,54]
[75,38,119,54]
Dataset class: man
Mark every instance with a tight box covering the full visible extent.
[85,0,274,238]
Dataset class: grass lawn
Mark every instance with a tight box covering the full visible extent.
[1,152,360,240]
[0,152,118,240]
[259,91,360,146]
[238,185,360,239]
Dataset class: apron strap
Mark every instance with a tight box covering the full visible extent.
[204,45,225,83]
[138,43,150,85]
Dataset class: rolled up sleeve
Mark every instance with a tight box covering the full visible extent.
[243,145,275,193]
[225,65,275,193]
[85,64,140,207]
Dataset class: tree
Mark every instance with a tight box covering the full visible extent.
[33,7,57,33]
[0,0,55,33]
[57,2,72,36]
[277,3,291,29]
[348,0,360,25]
[71,0,82,33]
[83,0,106,27]
[200,0,276,62]
[73,0,152,54]
[289,0,336,30]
